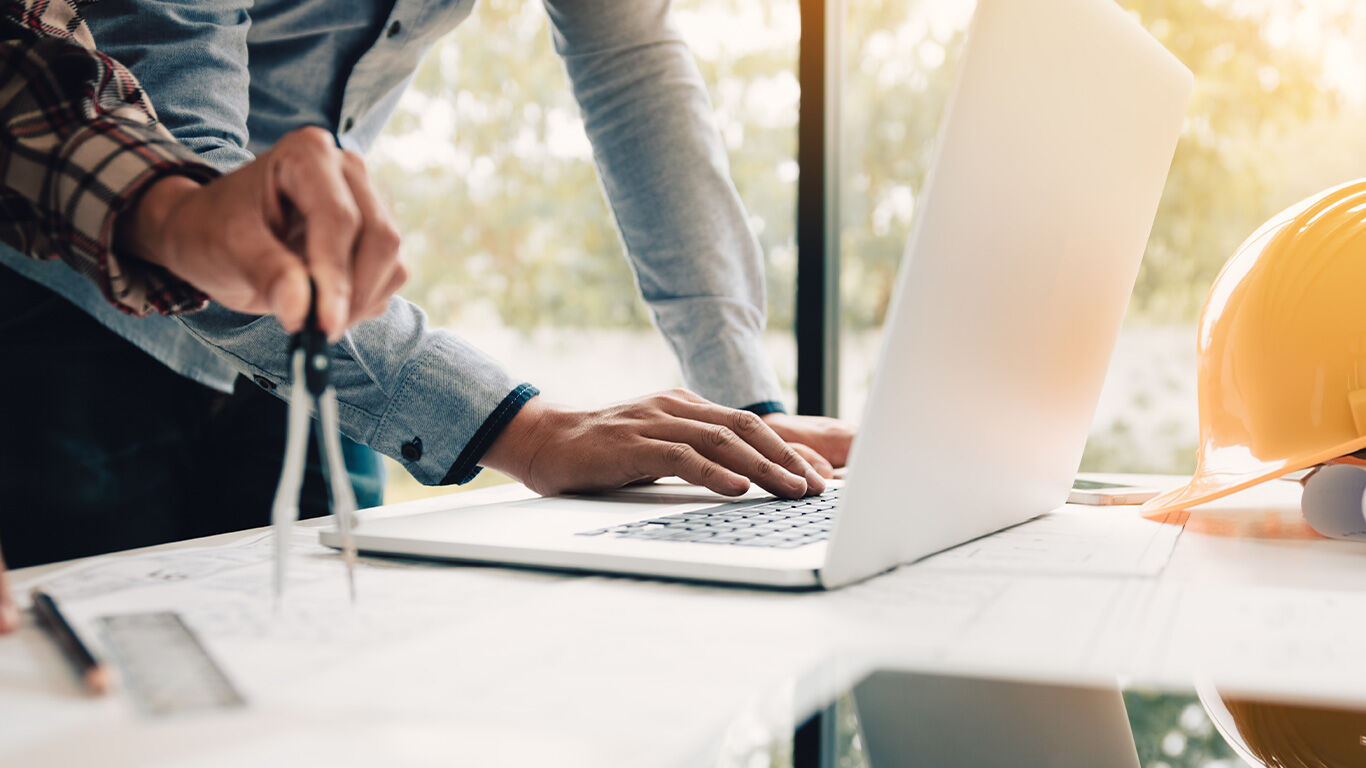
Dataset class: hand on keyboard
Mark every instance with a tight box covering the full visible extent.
[481,389,826,499]
[759,412,855,478]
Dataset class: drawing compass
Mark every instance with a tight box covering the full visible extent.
[270,286,358,605]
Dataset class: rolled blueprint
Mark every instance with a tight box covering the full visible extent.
[1298,464,1366,540]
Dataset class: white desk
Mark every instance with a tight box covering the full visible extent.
[2,475,1364,767]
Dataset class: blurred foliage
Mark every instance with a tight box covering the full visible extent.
[371,0,1347,335]
[1080,417,1200,473]
[840,0,1343,328]
[1123,0,1342,322]
[838,1,968,330]
[370,0,797,333]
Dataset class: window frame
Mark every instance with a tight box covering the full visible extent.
[795,0,841,417]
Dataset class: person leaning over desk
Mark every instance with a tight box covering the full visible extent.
[71,0,855,483]
[0,0,852,630]
[0,0,411,629]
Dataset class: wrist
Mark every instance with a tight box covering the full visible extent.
[116,175,202,270]
[480,395,554,483]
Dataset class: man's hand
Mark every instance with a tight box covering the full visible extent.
[119,126,405,339]
[0,547,17,635]
[482,389,827,499]
[760,412,856,479]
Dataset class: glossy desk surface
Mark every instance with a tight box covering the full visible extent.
[1,475,1363,767]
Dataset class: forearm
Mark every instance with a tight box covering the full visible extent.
[175,299,538,485]
[545,0,785,410]
[0,0,218,316]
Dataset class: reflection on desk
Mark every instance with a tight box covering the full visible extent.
[738,666,1366,768]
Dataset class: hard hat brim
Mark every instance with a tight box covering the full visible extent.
[1140,434,1366,518]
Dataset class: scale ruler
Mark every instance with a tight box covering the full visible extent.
[98,612,245,716]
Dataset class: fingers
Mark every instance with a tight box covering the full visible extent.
[791,443,835,479]
[0,549,17,635]
[211,228,313,331]
[138,128,401,336]
[646,418,812,498]
[633,442,751,497]
[269,127,362,339]
[658,397,825,496]
[338,153,404,323]
[807,421,855,468]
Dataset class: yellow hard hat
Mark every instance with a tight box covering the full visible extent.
[1142,180,1366,515]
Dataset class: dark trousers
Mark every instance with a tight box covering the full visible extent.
[0,271,383,568]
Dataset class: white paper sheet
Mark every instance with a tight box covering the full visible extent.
[913,506,1185,576]
[14,526,566,697]
[1138,581,1366,702]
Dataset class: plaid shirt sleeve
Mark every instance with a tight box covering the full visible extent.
[0,0,219,316]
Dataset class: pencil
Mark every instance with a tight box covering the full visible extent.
[30,589,109,695]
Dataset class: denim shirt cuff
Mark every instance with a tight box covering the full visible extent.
[673,326,786,410]
[367,331,529,486]
[440,384,540,485]
[740,400,786,416]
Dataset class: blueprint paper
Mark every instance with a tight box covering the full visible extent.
[13,526,566,696]
[913,506,1184,577]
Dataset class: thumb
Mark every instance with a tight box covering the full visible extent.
[807,421,855,468]
[252,247,311,333]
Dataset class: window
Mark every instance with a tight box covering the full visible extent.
[837,0,975,420]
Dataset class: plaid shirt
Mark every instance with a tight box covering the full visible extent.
[0,0,217,315]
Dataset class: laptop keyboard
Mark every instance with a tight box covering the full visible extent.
[576,488,840,549]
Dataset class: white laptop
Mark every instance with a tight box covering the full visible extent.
[325,0,1192,590]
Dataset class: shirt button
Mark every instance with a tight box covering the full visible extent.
[401,437,423,462]
[342,116,355,132]
[253,374,275,392]
[386,20,402,38]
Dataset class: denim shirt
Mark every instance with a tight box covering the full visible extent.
[4,0,785,484]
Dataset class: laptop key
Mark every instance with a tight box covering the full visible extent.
[635,528,677,539]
